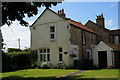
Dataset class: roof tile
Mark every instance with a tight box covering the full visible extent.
[70,20,95,34]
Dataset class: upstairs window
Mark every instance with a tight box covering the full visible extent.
[92,34,96,44]
[50,26,55,40]
[118,36,120,44]
[82,31,86,45]
[50,26,55,32]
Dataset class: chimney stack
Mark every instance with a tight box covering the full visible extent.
[58,9,66,17]
[96,14,105,28]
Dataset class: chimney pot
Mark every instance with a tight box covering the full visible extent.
[60,10,62,14]
[62,9,64,13]
[58,10,60,14]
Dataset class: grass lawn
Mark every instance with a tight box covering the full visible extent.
[70,69,119,80]
[1,69,78,80]
[1,69,119,80]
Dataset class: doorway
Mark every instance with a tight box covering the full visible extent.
[98,51,107,68]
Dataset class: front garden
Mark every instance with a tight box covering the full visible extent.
[1,69,78,80]
[70,69,119,80]
[2,49,119,80]
[1,69,119,80]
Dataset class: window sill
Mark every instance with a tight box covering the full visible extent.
[59,61,63,64]
[50,39,55,42]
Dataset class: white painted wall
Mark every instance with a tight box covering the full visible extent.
[30,9,71,66]
[69,45,79,66]
[0,29,2,54]
[92,41,114,67]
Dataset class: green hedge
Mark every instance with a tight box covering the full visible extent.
[2,50,38,72]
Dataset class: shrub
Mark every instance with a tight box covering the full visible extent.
[31,61,43,69]
[29,50,38,64]
[40,62,53,69]
[2,50,38,72]
[57,62,67,69]
[107,65,113,69]
[11,53,31,70]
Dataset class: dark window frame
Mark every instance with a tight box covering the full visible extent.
[82,31,86,45]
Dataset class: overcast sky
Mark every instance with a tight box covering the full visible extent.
[1,2,119,49]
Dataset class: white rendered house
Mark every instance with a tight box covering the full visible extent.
[30,8,96,67]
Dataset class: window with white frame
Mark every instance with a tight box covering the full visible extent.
[59,48,63,62]
[39,48,50,61]
[50,26,55,40]
[86,50,92,60]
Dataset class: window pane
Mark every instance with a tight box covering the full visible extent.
[87,52,90,60]
[51,34,54,39]
[59,48,62,52]
[40,50,42,53]
[35,50,37,54]
[47,49,50,53]
[43,54,46,61]
[50,26,55,32]
[47,54,50,61]
[119,36,120,44]
[44,49,46,53]
[40,54,42,61]
[59,54,62,61]
[82,32,86,45]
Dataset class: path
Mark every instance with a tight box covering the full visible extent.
[55,70,87,80]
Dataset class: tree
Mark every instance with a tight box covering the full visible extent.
[2,2,61,27]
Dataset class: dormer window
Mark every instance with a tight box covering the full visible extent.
[50,26,55,41]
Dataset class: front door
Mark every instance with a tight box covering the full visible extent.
[98,51,107,68]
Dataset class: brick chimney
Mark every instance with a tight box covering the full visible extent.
[96,14,105,28]
[58,9,66,17]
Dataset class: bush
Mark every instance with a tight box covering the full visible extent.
[57,62,67,69]
[11,53,31,70]
[2,50,38,72]
[8,48,22,52]
[107,65,113,69]
[31,61,43,69]
[2,53,13,72]
[40,62,55,69]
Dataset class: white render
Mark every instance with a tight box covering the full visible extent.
[0,28,2,54]
[92,41,114,67]
[30,9,77,66]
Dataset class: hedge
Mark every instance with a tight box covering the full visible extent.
[2,50,38,72]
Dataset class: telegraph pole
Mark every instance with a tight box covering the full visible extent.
[18,38,20,53]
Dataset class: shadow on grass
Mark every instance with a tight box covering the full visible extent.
[1,75,119,80]
[69,76,119,80]
[1,76,56,80]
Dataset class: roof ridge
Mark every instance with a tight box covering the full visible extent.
[86,20,110,32]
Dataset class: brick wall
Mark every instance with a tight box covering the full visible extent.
[70,24,97,60]
[85,21,111,43]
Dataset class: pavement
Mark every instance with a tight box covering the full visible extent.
[55,70,87,80]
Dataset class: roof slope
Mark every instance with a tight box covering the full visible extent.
[104,42,120,51]
[70,20,95,34]
[30,8,69,27]
[85,20,110,33]
[30,8,95,34]
[110,29,120,36]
